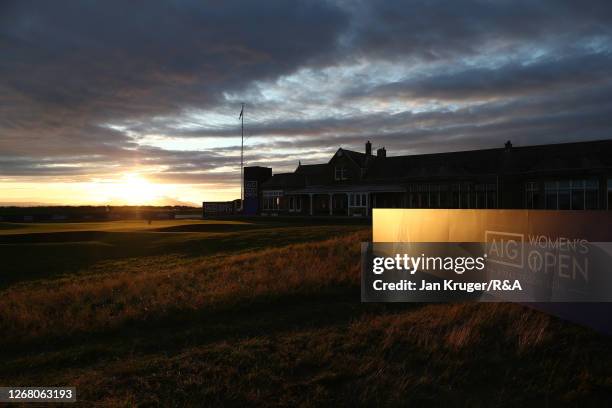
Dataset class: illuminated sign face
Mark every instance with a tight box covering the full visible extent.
[245,181,258,198]
[373,209,612,243]
[368,209,612,332]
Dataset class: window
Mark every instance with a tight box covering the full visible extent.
[558,180,570,210]
[263,197,279,210]
[288,196,302,212]
[544,179,599,210]
[525,181,540,209]
[571,180,584,210]
[262,191,282,211]
[467,183,498,209]
[349,193,367,207]
[334,167,347,181]
[430,185,440,208]
[475,184,486,208]
[585,179,598,209]
[407,184,461,209]
[545,181,557,209]
[439,184,450,208]
[486,183,497,209]
[408,184,456,208]
[409,184,423,208]
[419,184,429,208]
[461,184,471,209]
[451,184,461,208]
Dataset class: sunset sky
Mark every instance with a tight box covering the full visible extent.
[1,1,612,205]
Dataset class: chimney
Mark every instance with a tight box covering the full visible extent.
[365,140,372,156]
[376,147,386,158]
[504,140,512,151]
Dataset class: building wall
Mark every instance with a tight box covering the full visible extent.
[243,166,272,215]
[259,172,612,216]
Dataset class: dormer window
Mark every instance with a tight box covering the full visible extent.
[335,166,347,180]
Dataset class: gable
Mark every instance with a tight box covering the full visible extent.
[329,149,362,181]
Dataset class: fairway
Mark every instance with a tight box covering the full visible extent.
[1,219,611,406]
[0,219,366,288]
[0,219,251,235]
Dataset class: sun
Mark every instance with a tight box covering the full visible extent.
[113,173,159,205]
[85,172,194,206]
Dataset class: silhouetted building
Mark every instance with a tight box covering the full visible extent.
[257,139,612,216]
[243,166,272,215]
[202,199,241,217]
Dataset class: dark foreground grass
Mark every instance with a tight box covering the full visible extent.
[0,220,364,287]
[0,220,611,407]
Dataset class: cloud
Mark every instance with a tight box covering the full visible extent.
[353,52,612,101]
[341,0,612,61]
[1,0,612,201]
[0,0,347,153]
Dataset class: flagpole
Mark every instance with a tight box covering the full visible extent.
[240,103,244,211]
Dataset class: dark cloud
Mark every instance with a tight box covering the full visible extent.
[202,81,612,157]
[0,0,347,153]
[352,52,612,101]
[1,0,346,108]
[342,0,612,61]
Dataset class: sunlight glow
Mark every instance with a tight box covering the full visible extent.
[109,173,160,205]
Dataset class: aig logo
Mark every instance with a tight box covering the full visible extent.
[244,181,258,198]
[485,231,524,268]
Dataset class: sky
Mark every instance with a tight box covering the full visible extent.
[1,0,612,205]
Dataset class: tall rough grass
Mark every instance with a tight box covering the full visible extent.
[0,230,369,343]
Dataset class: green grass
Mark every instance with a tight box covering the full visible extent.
[0,219,611,406]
